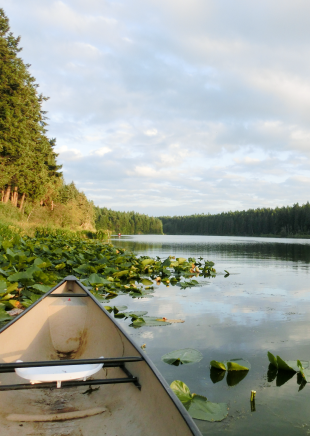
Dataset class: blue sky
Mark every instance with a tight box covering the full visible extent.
[3,0,310,216]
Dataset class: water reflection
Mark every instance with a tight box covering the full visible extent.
[267,364,307,390]
[210,367,249,386]
[111,235,310,263]
[227,370,249,387]
[109,235,310,436]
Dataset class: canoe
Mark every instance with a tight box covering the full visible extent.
[0,275,202,436]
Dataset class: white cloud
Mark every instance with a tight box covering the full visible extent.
[92,147,112,156]
[144,129,158,136]
[3,0,310,215]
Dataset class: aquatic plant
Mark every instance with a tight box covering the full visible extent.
[210,358,251,371]
[0,230,218,322]
[162,349,203,366]
[170,380,228,421]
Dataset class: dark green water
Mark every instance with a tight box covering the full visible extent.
[110,235,310,436]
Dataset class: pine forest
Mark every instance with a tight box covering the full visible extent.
[160,202,310,238]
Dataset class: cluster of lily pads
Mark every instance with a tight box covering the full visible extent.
[164,349,228,422]
[170,380,228,422]
[163,348,310,421]
[104,306,174,327]
[0,231,217,324]
[209,358,251,387]
[160,349,251,422]
[267,351,310,390]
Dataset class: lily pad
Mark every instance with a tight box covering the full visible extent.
[268,352,308,372]
[210,360,227,371]
[31,284,51,293]
[141,279,153,286]
[162,348,203,366]
[227,359,251,371]
[277,356,298,372]
[189,395,228,422]
[7,270,33,283]
[141,258,155,267]
[210,358,250,371]
[88,273,111,286]
[0,306,11,322]
[297,360,310,382]
[179,279,199,289]
[130,316,171,328]
[267,351,278,368]
[0,281,6,295]
[130,289,154,298]
[170,380,228,422]
[73,264,96,275]
[91,292,111,303]
[104,305,127,313]
[0,269,9,277]
[122,311,148,317]
[113,270,129,278]
[170,380,192,408]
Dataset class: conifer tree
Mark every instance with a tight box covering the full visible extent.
[0,8,62,208]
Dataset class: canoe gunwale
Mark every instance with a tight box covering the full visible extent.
[0,275,202,436]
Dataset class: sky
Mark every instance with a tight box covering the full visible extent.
[3,0,310,216]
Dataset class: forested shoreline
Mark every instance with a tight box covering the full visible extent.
[160,202,310,238]
[95,207,163,235]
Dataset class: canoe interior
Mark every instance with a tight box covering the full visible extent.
[0,278,201,436]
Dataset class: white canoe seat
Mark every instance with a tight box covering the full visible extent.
[15,357,104,388]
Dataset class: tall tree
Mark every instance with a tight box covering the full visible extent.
[0,8,62,208]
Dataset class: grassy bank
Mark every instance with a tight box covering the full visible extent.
[0,202,109,240]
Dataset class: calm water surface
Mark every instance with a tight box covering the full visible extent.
[109,235,310,436]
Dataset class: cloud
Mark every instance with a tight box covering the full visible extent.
[3,0,310,215]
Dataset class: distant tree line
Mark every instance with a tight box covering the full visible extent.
[95,207,163,235]
[159,203,310,237]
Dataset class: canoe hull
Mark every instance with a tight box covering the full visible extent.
[0,276,201,436]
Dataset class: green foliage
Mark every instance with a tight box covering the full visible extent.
[227,359,251,371]
[0,226,217,321]
[297,360,310,382]
[161,349,203,366]
[0,11,93,231]
[268,351,308,373]
[179,279,199,289]
[210,358,251,371]
[0,305,11,321]
[267,352,310,389]
[95,206,163,235]
[129,316,171,328]
[160,202,310,237]
[170,380,228,422]
[0,8,62,202]
[210,360,227,371]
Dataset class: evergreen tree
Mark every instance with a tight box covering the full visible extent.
[159,202,310,237]
[0,8,62,208]
[95,206,163,235]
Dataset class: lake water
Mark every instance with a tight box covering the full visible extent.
[110,235,310,436]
